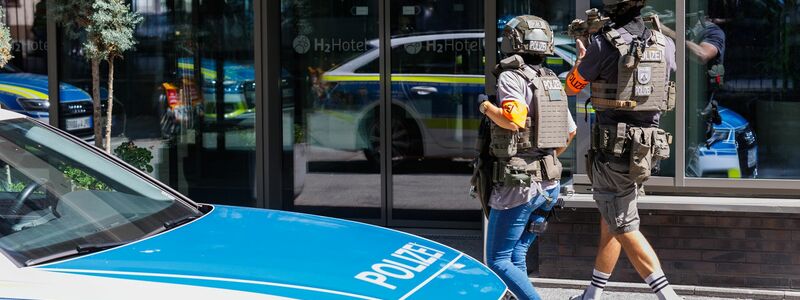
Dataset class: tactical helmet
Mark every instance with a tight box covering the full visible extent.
[500,15,554,56]
[602,0,645,17]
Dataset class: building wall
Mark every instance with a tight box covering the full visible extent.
[540,208,800,290]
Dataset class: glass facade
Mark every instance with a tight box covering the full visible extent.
[0,0,48,122]
[684,0,799,179]
[388,0,484,224]
[280,0,381,221]
[57,0,257,207]
[16,0,797,230]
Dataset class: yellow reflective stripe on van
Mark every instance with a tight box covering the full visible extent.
[546,57,565,65]
[321,75,379,82]
[178,62,218,79]
[0,84,48,99]
[322,74,484,85]
[576,106,596,114]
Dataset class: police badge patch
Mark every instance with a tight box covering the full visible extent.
[636,67,653,96]
[637,67,652,84]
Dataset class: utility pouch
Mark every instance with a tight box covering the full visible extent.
[612,122,629,157]
[629,127,655,184]
[490,123,518,158]
[541,155,563,181]
[504,157,534,187]
[652,129,672,161]
[518,117,533,150]
[666,81,676,111]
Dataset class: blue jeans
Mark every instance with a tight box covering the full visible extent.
[486,185,560,300]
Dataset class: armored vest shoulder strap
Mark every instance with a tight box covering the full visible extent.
[496,54,539,83]
[602,27,629,56]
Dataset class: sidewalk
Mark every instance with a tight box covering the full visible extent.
[538,287,729,299]
[532,278,800,300]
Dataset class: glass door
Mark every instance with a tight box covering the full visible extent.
[388,0,485,226]
[280,1,382,222]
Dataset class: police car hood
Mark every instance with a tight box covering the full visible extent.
[36,206,506,300]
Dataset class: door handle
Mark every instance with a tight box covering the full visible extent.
[410,86,438,95]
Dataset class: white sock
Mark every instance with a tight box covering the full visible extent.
[583,269,610,300]
[645,270,680,300]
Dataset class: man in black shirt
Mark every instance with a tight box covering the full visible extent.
[565,1,680,299]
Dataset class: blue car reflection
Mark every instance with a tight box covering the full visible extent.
[688,106,758,178]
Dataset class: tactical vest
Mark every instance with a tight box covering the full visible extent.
[590,28,676,112]
[490,55,569,159]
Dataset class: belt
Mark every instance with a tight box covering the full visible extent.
[592,97,637,109]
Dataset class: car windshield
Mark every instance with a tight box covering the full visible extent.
[0,118,201,266]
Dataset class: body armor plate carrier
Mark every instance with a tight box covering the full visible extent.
[591,28,676,112]
[490,54,569,159]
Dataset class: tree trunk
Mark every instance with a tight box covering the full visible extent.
[104,58,115,153]
[92,58,102,149]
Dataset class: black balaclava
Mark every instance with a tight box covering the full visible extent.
[520,53,545,66]
[606,2,648,38]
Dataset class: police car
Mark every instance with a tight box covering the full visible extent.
[0,65,123,139]
[687,106,758,178]
[0,65,94,137]
[0,109,509,299]
[315,31,579,166]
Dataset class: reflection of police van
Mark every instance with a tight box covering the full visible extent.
[315,31,578,166]
[687,106,758,178]
[0,65,122,139]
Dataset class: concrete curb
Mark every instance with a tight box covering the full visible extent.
[531,278,797,299]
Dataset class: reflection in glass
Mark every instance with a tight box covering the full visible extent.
[0,1,51,125]
[386,0,484,223]
[58,1,257,207]
[683,0,796,179]
[281,1,381,220]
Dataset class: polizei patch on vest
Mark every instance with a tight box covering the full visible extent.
[542,78,564,101]
[642,50,663,62]
[542,78,562,90]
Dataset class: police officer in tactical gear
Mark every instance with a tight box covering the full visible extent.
[476,15,576,300]
[564,1,680,299]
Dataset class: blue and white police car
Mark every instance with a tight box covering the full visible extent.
[0,65,124,140]
[687,106,758,178]
[0,110,509,299]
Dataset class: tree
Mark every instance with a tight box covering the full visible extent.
[51,0,141,152]
[84,0,142,152]
[0,6,13,68]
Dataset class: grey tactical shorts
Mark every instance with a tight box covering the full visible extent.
[589,153,640,234]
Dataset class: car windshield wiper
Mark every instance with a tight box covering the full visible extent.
[139,215,201,239]
[25,215,201,267]
[25,241,129,267]
[163,215,200,230]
